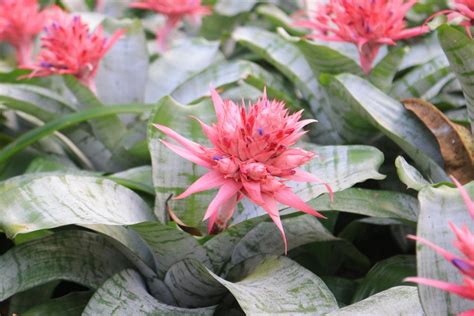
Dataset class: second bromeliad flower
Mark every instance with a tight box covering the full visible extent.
[155,89,332,253]
[296,0,428,74]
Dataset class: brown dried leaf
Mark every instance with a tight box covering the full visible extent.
[403,98,474,184]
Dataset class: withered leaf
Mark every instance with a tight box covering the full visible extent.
[403,98,474,184]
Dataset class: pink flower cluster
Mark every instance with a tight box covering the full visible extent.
[296,0,429,74]
[406,178,474,316]
[155,88,332,253]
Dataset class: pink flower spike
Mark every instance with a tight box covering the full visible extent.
[451,176,474,219]
[0,0,54,66]
[295,0,428,74]
[155,88,330,252]
[23,13,124,92]
[129,0,211,51]
[405,277,474,300]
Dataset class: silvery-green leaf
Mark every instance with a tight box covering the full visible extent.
[164,259,227,308]
[438,25,474,133]
[170,60,290,105]
[147,97,215,225]
[369,46,407,92]
[399,33,445,70]
[395,156,430,191]
[415,182,474,315]
[83,269,215,316]
[256,4,307,36]
[231,144,385,224]
[352,255,416,302]
[232,26,344,143]
[324,73,448,182]
[25,155,78,173]
[0,173,155,238]
[327,286,423,316]
[308,187,419,222]
[390,56,451,100]
[145,38,221,103]
[131,221,211,278]
[8,281,60,315]
[214,0,258,16]
[0,230,134,301]
[108,165,154,195]
[96,18,149,105]
[208,255,338,315]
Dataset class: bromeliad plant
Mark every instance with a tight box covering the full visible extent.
[0,0,473,315]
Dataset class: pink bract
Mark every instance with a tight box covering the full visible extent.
[0,0,55,66]
[155,88,332,253]
[405,178,474,315]
[295,0,428,74]
[24,13,123,92]
[130,0,211,51]
[436,0,474,38]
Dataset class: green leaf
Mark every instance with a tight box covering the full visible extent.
[438,25,474,133]
[214,0,257,16]
[108,165,154,195]
[327,286,423,316]
[415,182,474,315]
[0,84,75,121]
[170,60,291,105]
[208,255,338,315]
[352,255,416,302]
[0,173,155,238]
[0,103,153,166]
[83,269,215,315]
[369,46,407,92]
[8,281,60,315]
[22,291,92,316]
[147,97,215,226]
[390,56,451,100]
[232,26,344,144]
[395,156,430,191]
[145,38,221,103]
[308,187,419,222]
[96,18,149,105]
[0,230,134,301]
[256,4,307,36]
[25,155,78,173]
[164,259,227,308]
[131,221,211,278]
[231,144,386,223]
[324,73,448,182]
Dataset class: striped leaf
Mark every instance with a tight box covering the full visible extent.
[96,18,149,105]
[0,230,134,301]
[21,292,92,316]
[323,73,448,182]
[438,25,474,134]
[415,182,474,315]
[145,38,221,103]
[0,173,155,238]
[147,97,215,226]
[327,286,423,316]
[83,269,215,315]
[369,46,407,92]
[395,156,430,191]
[208,255,338,315]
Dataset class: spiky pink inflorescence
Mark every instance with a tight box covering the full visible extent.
[295,0,428,74]
[0,0,56,66]
[130,0,211,51]
[24,13,123,92]
[405,177,474,315]
[155,88,332,253]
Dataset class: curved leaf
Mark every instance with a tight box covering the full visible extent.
[147,97,215,226]
[0,230,134,301]
[352,255,416,302]
[369,46,407,92]
[438,25,474,134]
[415,182,474,315]
[22,291,92,316]
[96,18,149,105]
[327,286,423,316]
[395,156,430,191]
[209,255,338,315]
[83,269,215,315]
[323,73,448,182]
[0,173,155,237]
